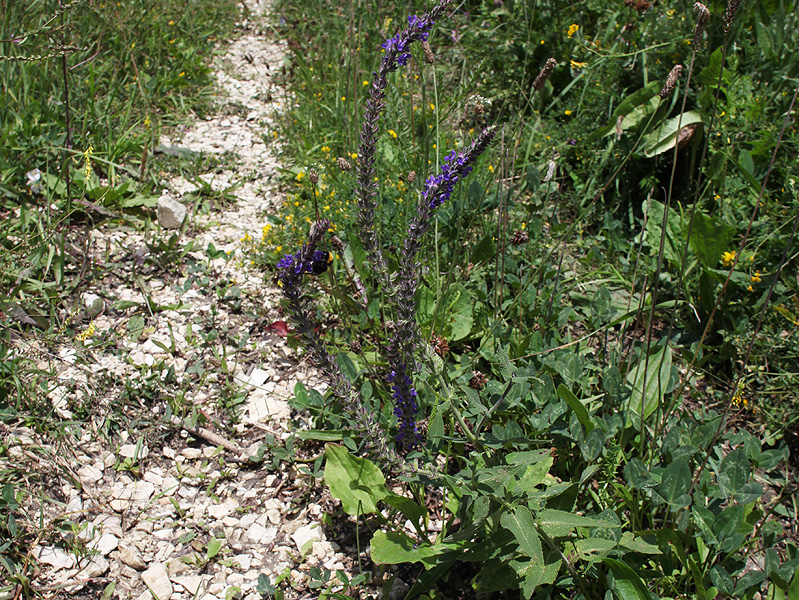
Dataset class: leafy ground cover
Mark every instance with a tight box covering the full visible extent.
[1,0,799,599]
[249,0,799,598]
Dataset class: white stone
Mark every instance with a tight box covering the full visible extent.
[77,555,110,579]
[120,443,149,459]
[142,563,173,600]
[173,575,204,595]
[90,533,119,556]
[291,523,322,554]
[207,498,237,520]
[181,447,202,460]
[157,196,187,229]
[77,464,103,484]
[245,523,274,544]
[93,514,123,537]
[233,554,252,571]
[119,544,147,571]
[35,546,75,570]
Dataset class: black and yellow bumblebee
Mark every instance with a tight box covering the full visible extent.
[309,250,333,275]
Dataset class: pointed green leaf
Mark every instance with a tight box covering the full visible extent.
[538,509,612,537]
[557,384,594,434]
[501,506,543,561]
[626,344,672,428]
[604,558,652,600]
[643,111,706,157]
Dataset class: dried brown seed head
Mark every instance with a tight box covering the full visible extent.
[660,64,683,99]
[533,58,557,91]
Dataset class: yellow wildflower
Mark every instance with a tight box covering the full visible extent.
[751,271,761,283]
[570,60,587,69]
[721,250,736,267]
[565,109,572,116]
[83,144,93,180]
[567,24,579,38]
[296,171,305,182]
[388,129,398,138]
[76,321,96,342]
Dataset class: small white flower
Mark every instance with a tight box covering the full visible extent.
[26,168,44,194]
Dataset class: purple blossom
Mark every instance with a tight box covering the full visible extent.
[388,365,420,450]
[357,0,453,294]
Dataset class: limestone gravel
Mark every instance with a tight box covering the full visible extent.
[14,1,372,598]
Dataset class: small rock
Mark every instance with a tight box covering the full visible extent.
[207,499,237,520]
[35,546,75,570]
[78,555,110,578]
[173,575,204,595]
[77,464,103,484]
[90,533,119,556]
[142,563,173,600]
[233,554,252,571]
[93,514,123,537]
[119,443,149,459]
[245,523,274,544]
[168,559,192,577]
[157,196,187,229]
[181,447,203,460]
[291,523,322,554]
[119,544,147,571]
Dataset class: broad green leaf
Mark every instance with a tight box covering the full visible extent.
[557,384,594,434]
[626,344,672,429]
[575,538,618,559]
[383,493,427,531]
[324,444,388,515]
[718,448,750,498]
[500,506,543,561]
[496,344,514,382]
[538,509,610,537]
[588,82,661,141]
[604,558,652,600]
[370,530,471,569]
[689,211,735,269]
[619,532,662,555]
[643,110,706,157]
[654,457,691,509]
[446,284,474,341]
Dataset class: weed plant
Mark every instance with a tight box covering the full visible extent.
[262,0,799,598]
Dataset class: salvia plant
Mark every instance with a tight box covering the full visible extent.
[275,1,798,598]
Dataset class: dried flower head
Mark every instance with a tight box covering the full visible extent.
[533,58,557,91]
[693,3,710,50]
[430,332,449,357]
[337,157,352,171]
[308,169,319,184]
[469,371,488,391]
[330,235,345,254]
[544,160,557,182]
[421,40,435,64]
[660,64,683,99]
[466,94,492,115]
[723,0,741,34]
[511,230,529,246]
[406,170,417,183]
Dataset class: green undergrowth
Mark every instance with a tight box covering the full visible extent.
[253,0,799,598]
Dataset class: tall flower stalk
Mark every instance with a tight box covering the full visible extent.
[355,0,453,293]
[277,0,502,460]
